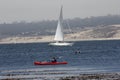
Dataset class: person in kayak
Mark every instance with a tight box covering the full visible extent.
[51,57,57,62]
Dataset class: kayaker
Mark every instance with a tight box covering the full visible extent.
[51,57,57,62]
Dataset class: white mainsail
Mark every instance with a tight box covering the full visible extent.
[54,6,64,41]
[49,6,73,46]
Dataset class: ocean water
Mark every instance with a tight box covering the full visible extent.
[0,40,120,79]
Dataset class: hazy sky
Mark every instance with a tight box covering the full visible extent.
[0,0,119,23]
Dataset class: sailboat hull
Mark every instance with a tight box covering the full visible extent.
[49,42,73,46]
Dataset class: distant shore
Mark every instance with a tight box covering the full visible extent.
[1,24,120,44]
[0,36,120,44]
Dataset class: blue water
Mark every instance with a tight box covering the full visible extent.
[0,40,120,79]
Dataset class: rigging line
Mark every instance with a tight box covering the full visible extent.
[65,19,72,33]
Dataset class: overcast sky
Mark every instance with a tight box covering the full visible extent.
[0,0,119,23]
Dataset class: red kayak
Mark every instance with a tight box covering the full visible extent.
[34,61,68,65]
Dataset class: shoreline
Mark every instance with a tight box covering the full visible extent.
[59,72,120,80]
[0,36,120,44]
[1,72,120,80]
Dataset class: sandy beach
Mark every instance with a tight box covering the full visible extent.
[0,35,120,44]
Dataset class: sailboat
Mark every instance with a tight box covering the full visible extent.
[49,6,73,46]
